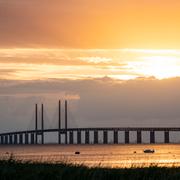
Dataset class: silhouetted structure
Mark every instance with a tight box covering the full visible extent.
[0,100,178,145]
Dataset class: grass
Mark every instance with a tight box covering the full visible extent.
[1,157,180,180]
[0,154,180,180]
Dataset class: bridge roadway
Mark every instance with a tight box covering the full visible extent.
[0,127,179,145]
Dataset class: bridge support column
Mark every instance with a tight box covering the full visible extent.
[65,132,68,145]
[14,134,17,144]
[25,133,29,144]
[94,131,98,144]
[19,134,23,144]
[164,131,169,143]
[35,133,38,144]
[77,131,81,144]
[9,135,13,144]
[114,130,118,144]
[137,131,142,144]
[85,131,89,144]
[103,131,108,144]
[58,132,61,144]
[150,131,155,144]
[69,131,73,144]
[0,136,4,144]
[5,135,8,144]
[30,133,35,144]
[41,133,44,145]
[125,131,129,144]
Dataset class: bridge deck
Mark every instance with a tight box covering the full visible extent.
[0,127,180,136]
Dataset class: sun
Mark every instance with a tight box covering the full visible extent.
[128,55,180,79]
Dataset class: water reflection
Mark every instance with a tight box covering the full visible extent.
[0,144,180,168]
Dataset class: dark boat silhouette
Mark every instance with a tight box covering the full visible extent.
[75,151,80,155]
[143,149,155,153]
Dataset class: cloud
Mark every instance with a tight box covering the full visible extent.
[0,48,133,80]
[1,48,180,80]
[77,56,112,64]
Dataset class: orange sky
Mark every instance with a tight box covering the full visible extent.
[1,0,180,49]
[1,0,180,80]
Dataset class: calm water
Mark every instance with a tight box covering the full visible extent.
[0,144,180,168]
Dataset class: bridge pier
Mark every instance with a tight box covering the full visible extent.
[14,134,17,144]
[94,130,98,144]
[25,133,28,144]
[164,131,169,143]
[69,131,73,144]
[5,135,8,144]
[30,133,35,144]
[103,131,108,144]
[150,131,155,144]
[85,131,89,144]
[125,131,129,144]
[77,131,81,144]
[9,135,13,144]
[0,136,4,144]
[114,130,118,144]
[137,131,142,144]
[41,133,44,145]
[35,133,38,144]
[19,134,23,144]
[58,132,61,144]
[65,132,68,144]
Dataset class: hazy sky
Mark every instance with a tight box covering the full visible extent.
[1,78,180,132]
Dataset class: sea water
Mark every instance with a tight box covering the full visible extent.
[0,144,180,168]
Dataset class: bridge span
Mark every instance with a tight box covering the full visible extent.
[0,100,179,145]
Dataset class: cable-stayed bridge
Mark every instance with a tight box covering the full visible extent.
[0,100,179,145]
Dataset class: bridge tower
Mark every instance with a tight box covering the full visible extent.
[65,100,68,144]
[41,104,44,144]
[58,100,61,144]
[34,103,44,144]
[35,104,38,144]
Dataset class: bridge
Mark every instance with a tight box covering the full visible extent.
[0,100,179,145]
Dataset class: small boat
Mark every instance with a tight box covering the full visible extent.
[143,149,155,153]
[75,151,80,155]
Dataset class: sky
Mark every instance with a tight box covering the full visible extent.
[1,0,180,137]
[1,0,180,80]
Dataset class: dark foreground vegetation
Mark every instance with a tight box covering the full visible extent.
[0,159,180,180]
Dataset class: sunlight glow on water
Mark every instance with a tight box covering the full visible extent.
[1,144,180,168]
